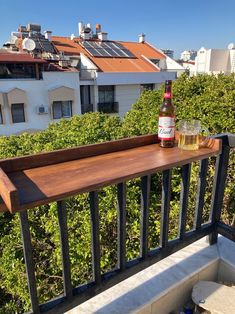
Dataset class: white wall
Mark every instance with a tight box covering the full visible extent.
[96,71,176,85]
[195,48,209,74]
[93,83,162,118]
[115,85,141,117]
[43,72,81,115]
[165,56,185,77]
[209,50,230,73]
[0,71,80,136]
[229,49,235,72]
[195,48,231,74]
[80,53,97,79]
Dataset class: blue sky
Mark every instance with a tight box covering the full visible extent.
[1,0,235,58]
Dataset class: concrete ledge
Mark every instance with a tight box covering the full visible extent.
[66,236,235,314]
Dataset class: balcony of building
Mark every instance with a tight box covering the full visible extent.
[0,133,234,314]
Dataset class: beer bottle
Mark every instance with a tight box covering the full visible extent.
[158,80,175,148]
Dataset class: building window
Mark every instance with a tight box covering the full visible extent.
[80,86,93,114]
[140,84,154,93]
[98,86,118,113]
[52,101,72,119]
[98,85,114,104]
[11,103,25,123]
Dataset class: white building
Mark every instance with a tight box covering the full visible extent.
[0,52,80,135]
[194,45,235,75]
[180,50,197,61]
[0,22,185,136]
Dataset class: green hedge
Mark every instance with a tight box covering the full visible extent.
[0,73,235,313]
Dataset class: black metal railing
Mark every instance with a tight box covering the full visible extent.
[97,102,119,114]
[6,134,235,313]
[81,103,93,114]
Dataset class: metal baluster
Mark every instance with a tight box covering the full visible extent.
[140,175,151,258]
[117,182,126,271]
[89,191,101,283]
[209,144,230,245]
[160,170,172,248]
[194,159,209,230]
[19,211,40,313]
[179,164,191,240]
[57,200,72,299]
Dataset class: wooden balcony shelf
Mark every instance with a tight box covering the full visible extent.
[0,134,221,213]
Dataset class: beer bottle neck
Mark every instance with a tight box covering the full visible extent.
[164,85,172,99]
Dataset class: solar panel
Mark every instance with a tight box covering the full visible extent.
[80,41,136,58]
[87,48,101,57]
[31,36,57,54]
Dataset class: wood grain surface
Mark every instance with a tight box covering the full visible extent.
[0,168,19,212]
[0,134,158,173]
[0,137,221,213]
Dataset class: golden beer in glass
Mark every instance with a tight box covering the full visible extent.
[178,133,199,150]
[178,120,206,151]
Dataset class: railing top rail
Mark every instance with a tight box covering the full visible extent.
[212,133,235,148]
[0,135,221,213]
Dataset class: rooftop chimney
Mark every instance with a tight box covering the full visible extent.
[138,33,145,43]
[44,30,52,41]
[98,32,108,41]
[96,24,101,34]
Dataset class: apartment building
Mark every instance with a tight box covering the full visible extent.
[0,22,184,135]
[194,44,235,74]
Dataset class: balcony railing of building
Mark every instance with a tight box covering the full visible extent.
[81,103,93,114]
[0,133,234,313]
[97,101,119,114]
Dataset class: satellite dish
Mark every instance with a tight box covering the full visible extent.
[22,38,36,51]
[227,43,235,50]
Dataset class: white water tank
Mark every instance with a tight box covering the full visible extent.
[98,32,108,41]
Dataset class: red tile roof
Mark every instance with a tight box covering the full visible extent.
[120,41,165,59]
[0,52,46,63]
[52,36,166,73]
[52,36,83,55]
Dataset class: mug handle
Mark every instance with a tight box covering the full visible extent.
[199,126,210,148]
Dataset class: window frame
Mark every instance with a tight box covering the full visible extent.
[11,103,25,123]
[98,85,115,104]
[52,100,73,119]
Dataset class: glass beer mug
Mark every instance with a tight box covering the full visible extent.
[178,120,208,150]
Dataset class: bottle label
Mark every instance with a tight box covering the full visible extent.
[158,116,175,140]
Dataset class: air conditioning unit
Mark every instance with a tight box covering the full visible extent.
[36,106,49,114]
